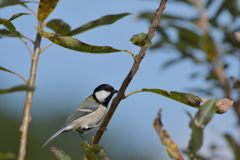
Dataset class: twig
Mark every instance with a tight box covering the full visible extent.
[91,0,168,145]
[41,43,53,54]
[19,38,33,56]
[17,31,42,160]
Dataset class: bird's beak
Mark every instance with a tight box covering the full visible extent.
[114,90,118,93]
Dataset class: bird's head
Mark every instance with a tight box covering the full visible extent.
[93,84,118,106]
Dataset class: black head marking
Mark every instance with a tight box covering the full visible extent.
[92,84,118,106]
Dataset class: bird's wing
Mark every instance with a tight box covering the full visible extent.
[63,96,99,127]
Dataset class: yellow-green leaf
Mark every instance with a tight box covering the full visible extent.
[39,30,121,53]
[141,88,202,107]
[0,85,33,94]
[188,100,216,159]
[9,12,29,21]
[37,0,59,24]
[82,141,110,160]
[0,152,15,160]
[202,32,217,61]
[0,18,21,37]
[154,111,184,160]
[130,32,152,47]
[50,147,72,160]
[67,13,130,36]
[46,19,71,35]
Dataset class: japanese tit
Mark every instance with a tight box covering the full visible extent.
[42,84,118,147]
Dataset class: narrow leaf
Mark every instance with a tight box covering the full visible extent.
[39,30,121,53]
[67,13,130,36]
[130,32,152,47]
[0,85,33,94]
[0,19,21,37]
[0,0,31,8]
[0,29,17,38]
[0,66,19,75]
[188,100,216,159]
[82,141,110,160]
[37,0,59,24]
[154,110,184,160]
[202,32,217,61]
[50,147,72,160]
[46,19,71,35]
[141,88,202,107]
[224,134,240,160]
[9,13,29,21]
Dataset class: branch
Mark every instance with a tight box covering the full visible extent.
[91,0,168,145]
[17,32,42,160]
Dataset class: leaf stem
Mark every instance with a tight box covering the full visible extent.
[123,90,142,99]
[19,38,33,56]
[17,31,42,160]
[41,43,53,54]
[91,0,168,145]
[122,50,135,59]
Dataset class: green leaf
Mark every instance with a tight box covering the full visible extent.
[154,111,184,160]
[37,0,59,24]
[82,141,110,160]
[9,13,29,21]
[67,13,130,36]
[0,66,19,75]
[130,33,152,47]
[0,85,33,94]
[0,0,30,8]
[224,134,240,160]
[141,88,202,107]
[39,30,121,53]
[0,152,15,160]
[187,100,216,159]
[0,29,17,38]
[50,147,72,160]
[46,19,71,35]
[0,19,21,37]
[177,27,201,49]
[202,32,217,61]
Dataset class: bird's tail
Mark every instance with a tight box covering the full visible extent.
[42,127,66,148]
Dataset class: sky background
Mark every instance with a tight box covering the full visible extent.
[0,0,238,160]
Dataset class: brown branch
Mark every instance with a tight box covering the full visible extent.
[91,0,168,145]
[17,32,42,160]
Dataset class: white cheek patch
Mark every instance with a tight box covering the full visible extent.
[95,90,111,102]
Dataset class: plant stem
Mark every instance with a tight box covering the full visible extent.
[17,32,42,160]
[91,0,168,145]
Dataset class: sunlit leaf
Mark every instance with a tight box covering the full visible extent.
[188,100,216,159]
[130,33,152,47]
[224,134,240,160]
[154,110,184,160]
[50,147,72,160]
[0,152,15,160]
[82,141,110,160]
[39,30,121,53]
[141,88,202,107]
[37,0,59,24]
[46,19,71,35]
[0,85,33,94]
[67,13,130,36]
[9,12,29,21]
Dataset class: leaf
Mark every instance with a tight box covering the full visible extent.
[187,100,216,159]
[0,29,17,38]
[37,0,59,24]
[0,0,30,8]
[39,30,121,53]
[0,66,19,75]
[82,141,110,160]
[130,33,152,47]
[154,110,184,160]
[0,152,15,160]
[141,88,202,107]
[202,32,217,62]
[8,13,29,21]
[46,19,71,35]
[224,134,240,160]
[0,19,21,37]
[67,13,130,36]
[50,147,72,160]
[0,85,33,94]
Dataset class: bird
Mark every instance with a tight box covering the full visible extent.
[42,84,118,147]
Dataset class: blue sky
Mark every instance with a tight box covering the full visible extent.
[0,0,238,159]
